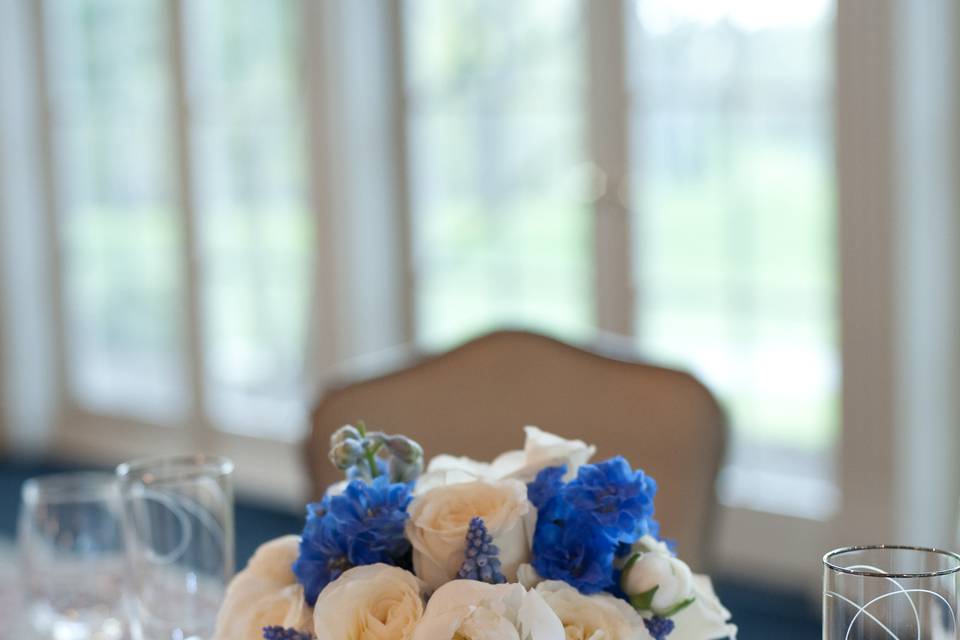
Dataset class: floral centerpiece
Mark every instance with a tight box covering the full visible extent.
[214,425,737,640]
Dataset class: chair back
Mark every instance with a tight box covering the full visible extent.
[307,330,726,570]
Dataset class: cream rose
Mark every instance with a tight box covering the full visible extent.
[536,580,652,640]
[411,580,564,640]
[405,479,535,590]
[312,564,425,640]
[419,427,596,493]
[213,535,314,640]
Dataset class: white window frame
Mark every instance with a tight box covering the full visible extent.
[0,0,957,599]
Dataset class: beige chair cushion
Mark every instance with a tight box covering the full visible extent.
[307,330,726,570]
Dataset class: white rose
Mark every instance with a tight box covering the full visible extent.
[536,580,652,640]
[213,535,314,640]
[621,536,694,616]
[516,563,544,591]
[405,479,535,590]
[411,580,564,640]
[493,426,597,482]
[418,427,596,492]
[670,575,738,640]
[312,564,425,640]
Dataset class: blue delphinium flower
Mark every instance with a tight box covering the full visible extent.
[328,476,412,561]
[531,497,617,593]
[564,456,657,542]
[457,517,506,583]
[293,476,412,605]
[527,465,566,509]
[644,616,676,640]
[262,626,314,640]
[293,511,351,604]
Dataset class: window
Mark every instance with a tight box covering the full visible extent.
[403,0,595,349]
[403,0,838,465]
[628,1,837,461]
[44,0,183,419]
[184,0,313,437]
[41,0,314,439]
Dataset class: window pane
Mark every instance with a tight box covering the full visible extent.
[629,1,837,458]
[404,0,593,349]
[45,0,183,418]
[185,0,313,438]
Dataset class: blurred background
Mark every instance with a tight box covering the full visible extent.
[0,0,957,635]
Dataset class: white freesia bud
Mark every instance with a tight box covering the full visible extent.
[390,455,423,483]
[212,536,313,640]
[313,564,425,640]
[386,434,424,464]
[329,439,364,470]
[329,424,362,447]
[412,580,564,640]
[405,480,535,591]
[619,536,737,639]
[623,552,694,616]
[536,580,652,640]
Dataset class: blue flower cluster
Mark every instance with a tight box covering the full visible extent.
[262,626,314,640]
[644,616,676,640]
[457,517,506,583]
[529,456,659,594]
[293,476,412,605]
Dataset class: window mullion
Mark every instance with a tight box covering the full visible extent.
[387,0,415,346]
[586,0,634,337]
[0,0,64,448]
[168,0,209,445]
[300,0,341,394]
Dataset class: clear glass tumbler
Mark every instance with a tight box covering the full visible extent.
[824,545,960,639]
[18,472,126,640]
[117,455,234,640]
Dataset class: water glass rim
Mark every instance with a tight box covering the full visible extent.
[823,544,960,578]
[116,454,234,485]
[21,471,118,504]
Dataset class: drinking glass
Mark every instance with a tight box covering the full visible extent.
[824,545,960,639]
[118,455,234,640]
[18,472,126,640]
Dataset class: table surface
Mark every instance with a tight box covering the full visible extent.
[0,539,22,637]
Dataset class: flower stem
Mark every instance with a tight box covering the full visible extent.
[356,420,380,478]
[365,442,382,478]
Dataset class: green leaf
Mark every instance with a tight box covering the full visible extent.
[629,586,659,612]
[656,597,696,618]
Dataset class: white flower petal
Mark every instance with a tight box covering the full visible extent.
[669,575,737,640]
[414,580,564,640]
